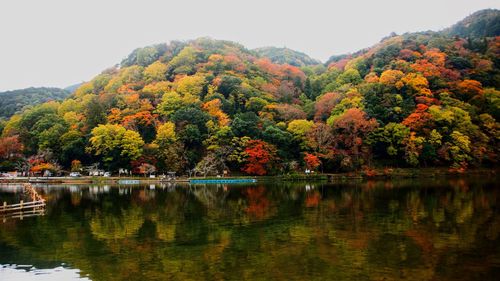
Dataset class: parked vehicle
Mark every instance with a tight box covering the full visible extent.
[103,172,111,177]
[69,172,81,177]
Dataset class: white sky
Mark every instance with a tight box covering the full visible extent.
[0,0,499,91]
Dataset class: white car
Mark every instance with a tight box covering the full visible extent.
[69,172,81,177]
[103,172,111,177]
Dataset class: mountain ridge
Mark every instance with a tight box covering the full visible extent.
[442,9,500,38]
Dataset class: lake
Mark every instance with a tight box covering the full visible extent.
[1,176,499,280]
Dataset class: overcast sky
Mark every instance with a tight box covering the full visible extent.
[0,0,499,91]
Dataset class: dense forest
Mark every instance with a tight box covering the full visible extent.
[0,87,70,119]
[0,9,499,175]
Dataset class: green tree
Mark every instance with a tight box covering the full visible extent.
[245,97,269,113]
[367,122,410,158]
[167,46,199,76]
[231,112,260,138]
[157,92,201,118]
[87,124,144,169]
[287,119,314,137]
[446,131,472,168]
[262,125,296,160]
[336,69,362,86]
[144,61,167,82]
[83,95,106,131]
[154,122,177,147]
[60,130,86,166]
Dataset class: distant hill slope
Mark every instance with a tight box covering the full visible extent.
[442,9,500,38]
[253,47,321,67]
[64,83,84,93]
[326,9,500,72]
[0,87,70,119]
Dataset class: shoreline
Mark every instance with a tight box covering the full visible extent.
[0,168,497,184]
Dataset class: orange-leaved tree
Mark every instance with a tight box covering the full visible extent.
[242,140,278,175]
[71,160,82,172]
[303,153,321,171]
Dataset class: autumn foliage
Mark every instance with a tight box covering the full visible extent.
[303,153,321,171]
[0,135,23,160]
[242,140,277,175]
[0,23,499,175]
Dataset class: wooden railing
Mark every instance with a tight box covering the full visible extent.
[1,200,46,213]
[1,184,46,222]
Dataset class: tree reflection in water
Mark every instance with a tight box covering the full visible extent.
[0,176,499,281]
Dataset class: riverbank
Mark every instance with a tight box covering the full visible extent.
[321,167,498,183]
[244,167,498,182]
[0,168,497,185]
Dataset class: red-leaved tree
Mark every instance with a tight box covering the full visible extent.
[303,153,321,171]
[331,108,378,169]
[0,135,23,160]
[242,140,278,175]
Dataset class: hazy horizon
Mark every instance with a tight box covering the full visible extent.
[0,0,499,91]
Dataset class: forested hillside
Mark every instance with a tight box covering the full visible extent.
[1,10,499,175]
[253,47,321,67]
[0,87,70,119]
[443,9,500,38]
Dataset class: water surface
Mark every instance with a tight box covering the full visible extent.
[1,176,499,280]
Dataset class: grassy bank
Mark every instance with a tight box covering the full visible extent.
[252,168,498,183]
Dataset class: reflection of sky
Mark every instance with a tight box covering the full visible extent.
[0,185,24,193]
[0,265,90,281]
